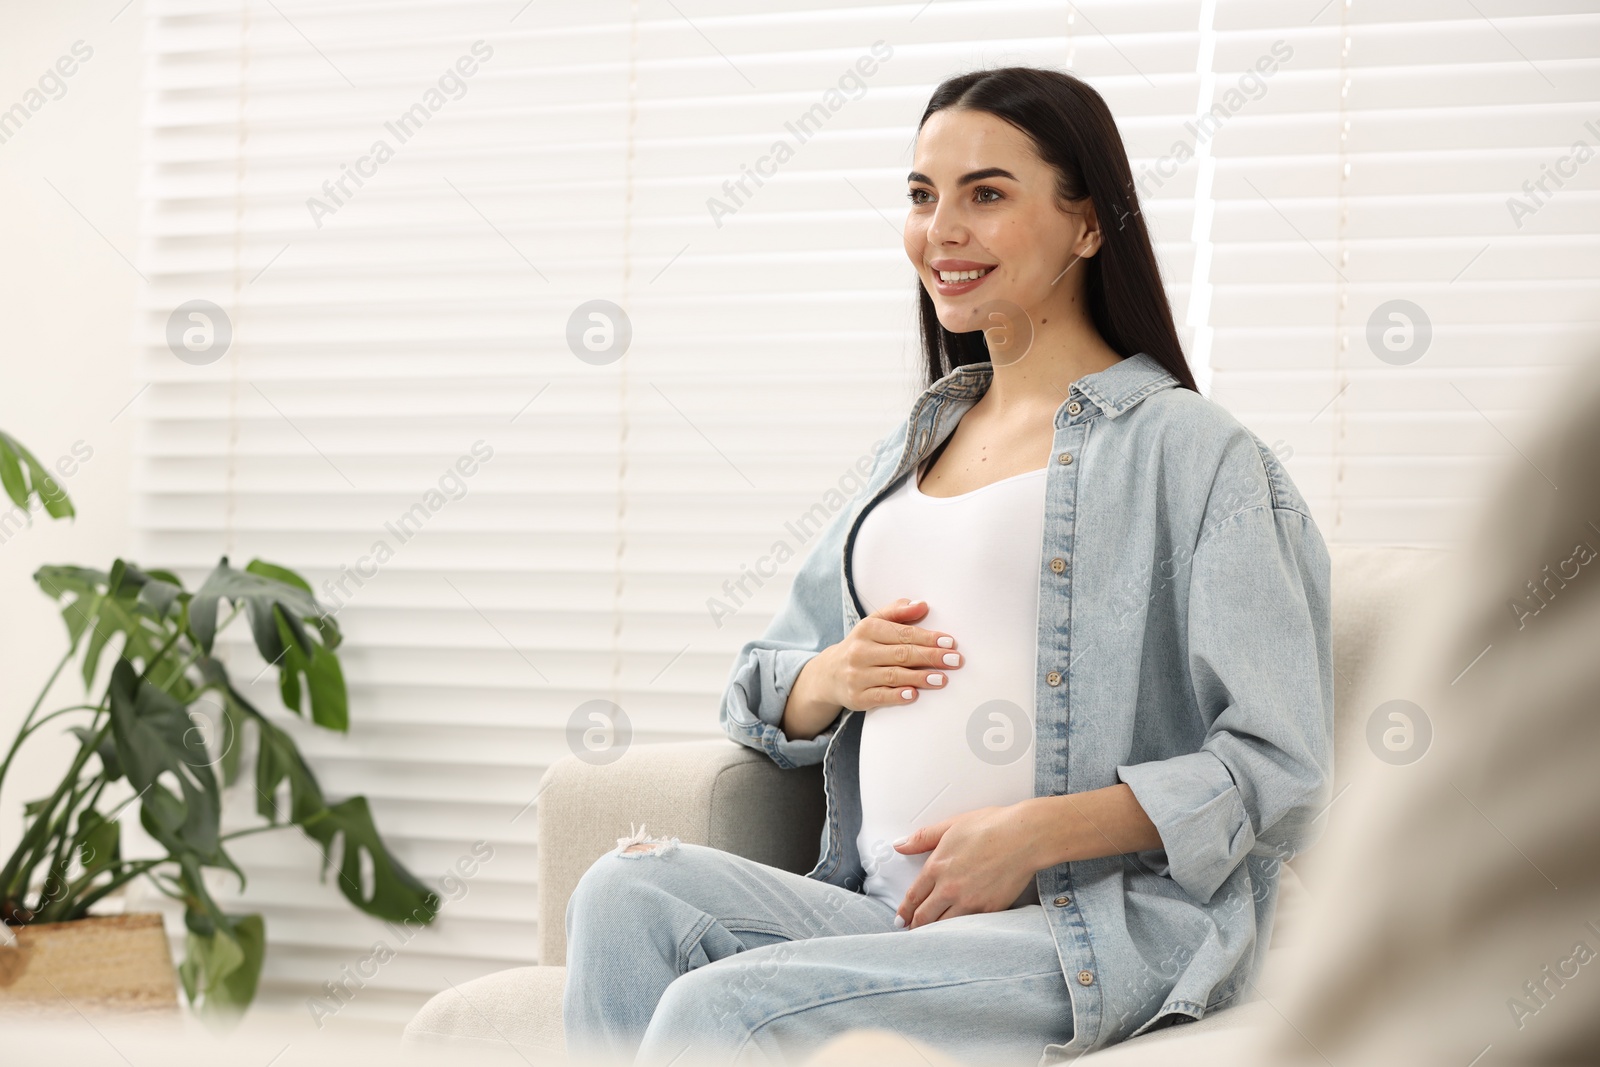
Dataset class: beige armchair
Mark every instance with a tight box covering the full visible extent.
[402,545,1445,1062]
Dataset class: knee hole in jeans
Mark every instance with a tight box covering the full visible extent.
[615,821,682,858]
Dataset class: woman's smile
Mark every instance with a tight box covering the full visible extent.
[929,258,998,296]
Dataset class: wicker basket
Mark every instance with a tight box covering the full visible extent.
[0,913,179,1014]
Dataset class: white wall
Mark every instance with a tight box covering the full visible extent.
[0,0,143,867]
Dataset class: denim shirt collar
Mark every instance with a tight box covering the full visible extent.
[925,350,1180,422]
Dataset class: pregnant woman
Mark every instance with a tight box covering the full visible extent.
[563,66,1333,1067]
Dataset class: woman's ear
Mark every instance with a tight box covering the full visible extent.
[1075,198,1103,259]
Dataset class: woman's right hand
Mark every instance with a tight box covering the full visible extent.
[781,599,961,742]
[821,597,961,710]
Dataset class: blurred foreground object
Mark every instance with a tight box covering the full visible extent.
[1094,344,1600,1066]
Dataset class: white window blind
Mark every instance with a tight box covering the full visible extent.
[130,0,1277,1026]
[1203,0,1600,545]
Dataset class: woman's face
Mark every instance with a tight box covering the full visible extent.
[903,107,1099,341]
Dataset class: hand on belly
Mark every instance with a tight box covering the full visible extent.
[824,597,963,711]
[887,803,1042,930]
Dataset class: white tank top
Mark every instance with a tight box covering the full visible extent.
[849,456,1047,911]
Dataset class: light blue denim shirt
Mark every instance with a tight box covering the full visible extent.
[719,351,1333,1055]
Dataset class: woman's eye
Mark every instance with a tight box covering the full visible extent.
[906,187,1001,205]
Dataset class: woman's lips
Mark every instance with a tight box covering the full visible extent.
[931,268,993,296]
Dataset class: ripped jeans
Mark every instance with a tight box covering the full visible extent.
[561,826,1075,1067]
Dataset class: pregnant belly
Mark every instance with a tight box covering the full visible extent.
[855,672,1039,908]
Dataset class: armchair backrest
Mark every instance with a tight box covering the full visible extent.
[1326,544,1450,814]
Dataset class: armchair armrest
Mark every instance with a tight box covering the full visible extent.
[536,738,826,964]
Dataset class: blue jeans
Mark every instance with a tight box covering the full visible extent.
[562,838,1075,1067]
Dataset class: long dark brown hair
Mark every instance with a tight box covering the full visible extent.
[913,67,1197,394]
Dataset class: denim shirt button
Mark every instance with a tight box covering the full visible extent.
[1077,970,1095,986]
[1067,401,1082,416]
[1058,451,1073,465]
[1046,671,1062,686]
[1049,557,1066,574]
[1053,895,1071,907]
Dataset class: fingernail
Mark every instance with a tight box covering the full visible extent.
[892,835,909,846]
[892,915,906,929]
[937,636,954,648]
[927,673,944,686]
[908,598,925,607]
[900,688,914,700]
[943,653,960,666]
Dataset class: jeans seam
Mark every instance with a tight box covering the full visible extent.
[678,916,812,972]
[728,967,1071,1059]
[718,919,796,939]
[676,911,718,975]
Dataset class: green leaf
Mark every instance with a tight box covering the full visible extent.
[33,566,105,647]
[251,709,327,825]
[108,660,225,865]
[178,857,227,939]
[33,565,106,602]
[76,809,120,878]
[273,608,348,732]
[173,858,264,1025]
[137,576,184,620]
[189,557,322,657]
[21,453,73,519]
[0,431,74,519]
[80,612,118,691]
[197,660,325,822]
[219,701,244,787]
[186,558,346,730]
[245,597,287,669]
[248,559,342,652]
[0,434,25,508]
[176,942,201,1004]
[33,562,175,689]
[300,797,440,925]
[244,559,313,597]
[213,913,265,1011]
[69,724,123,782]
[196,661,247,788]
[180,912,264,1025]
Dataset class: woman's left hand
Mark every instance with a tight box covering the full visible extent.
[892,803,1039,930]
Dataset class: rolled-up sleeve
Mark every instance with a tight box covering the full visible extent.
[720,424,903,770]
[1116,503,1333,902]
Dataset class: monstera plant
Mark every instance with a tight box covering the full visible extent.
[0,431,437,1017]
[0,429,75,523]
